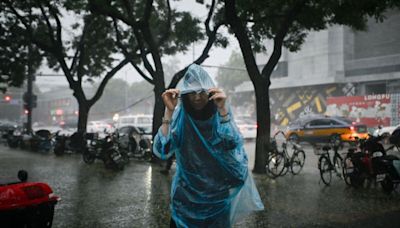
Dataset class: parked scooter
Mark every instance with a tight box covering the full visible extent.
[53,131,85,156]
[116,127,152,161]
[29,129,54,153]
[82,132,126,170]
[343,134,400,193]
[5,128,22,148]
[0,170,60,227]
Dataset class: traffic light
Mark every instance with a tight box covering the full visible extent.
[23,102,29,114]
[4,95,11,102]
[22,92,37,109]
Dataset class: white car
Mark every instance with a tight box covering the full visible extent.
[87,121,114,133]
[373,124,400,137]
[116,114,153,134]
[235,119,257,139]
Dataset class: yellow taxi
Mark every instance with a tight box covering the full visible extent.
[286,115,369,144]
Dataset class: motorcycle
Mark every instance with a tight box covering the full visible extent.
[82,132,126,170]
[116,126,152,161]
[343,134,400,193]
[29,129,54,153]
[53,131,85,156]
[5,128,22,148]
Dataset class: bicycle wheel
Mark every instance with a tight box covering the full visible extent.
[265,151,275,178]
[333,155,343,179]
[266,152,286,178]
[342,155,353,186]
[281,161,289,176]
[342,156,365,188]
[319,155,332,186]
[291,150,306,175]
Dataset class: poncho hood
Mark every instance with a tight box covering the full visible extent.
[179,64,216,95]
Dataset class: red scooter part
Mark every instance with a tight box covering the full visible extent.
[0,171,60,228]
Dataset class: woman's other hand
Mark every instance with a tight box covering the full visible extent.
[162,89,180,112]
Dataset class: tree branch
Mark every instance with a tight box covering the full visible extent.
[89,58,130,105]
[89,0,134,27]
[122,0,134,18]
[131,62,154,84]
[225,0,260,84]
[168,0,220,89]
[156,0,172,47]
[46,2,63,45]
[38,4,56,45]
[5,0,73,88]
[69,47,80,74]
[133,27,156,75]
[261,1,306,78]
[143,0,154,23]
[194,22,223,64]
[76,16,94,83]
[5,1,52,52]
[112,19,153,84]
[205,0,216,36]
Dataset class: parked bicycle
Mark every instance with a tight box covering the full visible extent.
[315,141,343,186]
[266,131,306,178]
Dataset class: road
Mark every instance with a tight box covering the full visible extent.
[1,141,400,227]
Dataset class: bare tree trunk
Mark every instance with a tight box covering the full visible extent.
[77,101,90,133]
[152,82,165,138]
[253,82,271,173]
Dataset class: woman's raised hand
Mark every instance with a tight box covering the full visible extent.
[208,88,227,110]
[162,89,180,111]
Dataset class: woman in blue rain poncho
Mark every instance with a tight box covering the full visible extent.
[153,64,264,228]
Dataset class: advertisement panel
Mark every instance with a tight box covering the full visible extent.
[326,94,391,127]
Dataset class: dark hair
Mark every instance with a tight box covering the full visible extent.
[181,94,216,120]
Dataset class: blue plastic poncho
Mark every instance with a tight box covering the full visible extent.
[153,64,264,228]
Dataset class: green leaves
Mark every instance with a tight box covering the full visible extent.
[78,14,117,77]
[0,18,42,92]
[165,11,204,54]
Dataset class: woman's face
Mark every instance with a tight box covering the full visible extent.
[187,91,209,110]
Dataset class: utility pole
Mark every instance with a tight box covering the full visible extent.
[125,70,128,113]
[26,39,33,133]
[25,9,35,133]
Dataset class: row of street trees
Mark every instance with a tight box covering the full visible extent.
[1,0,399,172]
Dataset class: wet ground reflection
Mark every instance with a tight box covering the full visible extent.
[1,144,400,227]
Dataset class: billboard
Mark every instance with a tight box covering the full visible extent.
[326,94,393,127]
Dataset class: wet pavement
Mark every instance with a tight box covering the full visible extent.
[1,142,400,228]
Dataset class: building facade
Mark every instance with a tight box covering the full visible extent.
[235,9,400,127]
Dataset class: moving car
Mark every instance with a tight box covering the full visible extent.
[286,115,368,144]
[235,118,257,139]
[87,120,114,133]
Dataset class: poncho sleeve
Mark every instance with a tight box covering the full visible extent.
[152,127,174,160]
[152,106,182,160]
[215,111,243,151]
